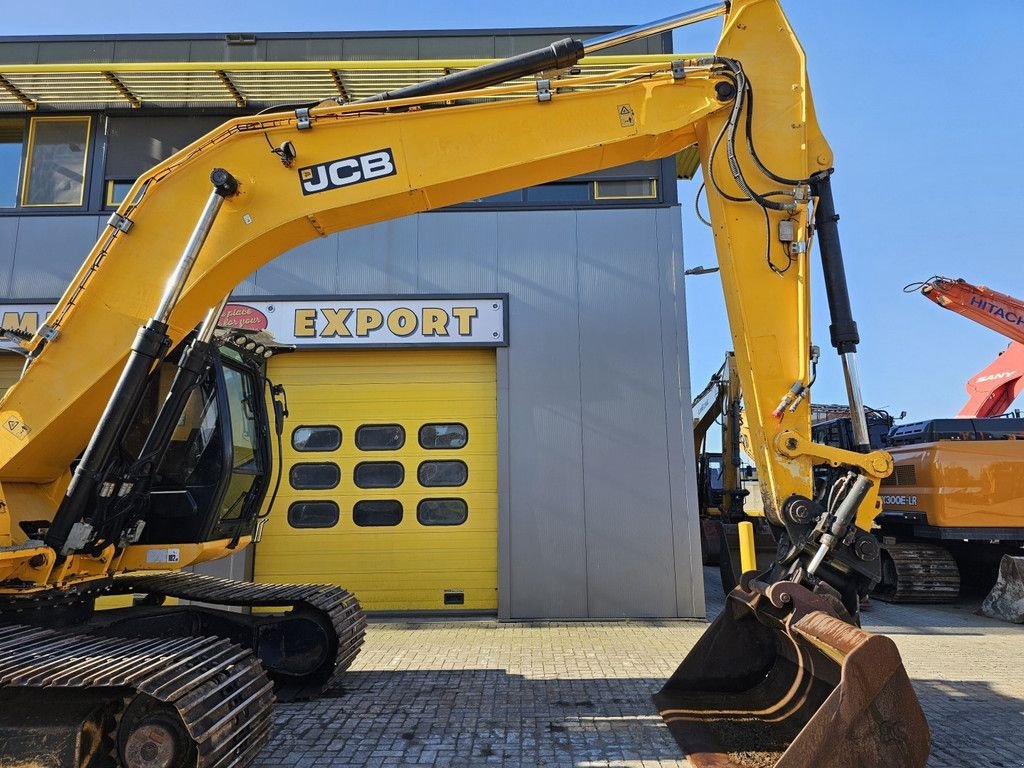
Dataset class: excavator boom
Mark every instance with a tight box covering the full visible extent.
[914,276,1024,416]
[0,2,929,766]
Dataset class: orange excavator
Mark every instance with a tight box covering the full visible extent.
[918,276,1024,416]
[870,278,1024,602]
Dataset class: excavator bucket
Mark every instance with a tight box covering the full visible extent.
[654,576,930,768]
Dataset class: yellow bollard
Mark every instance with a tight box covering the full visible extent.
[738,520,756,575]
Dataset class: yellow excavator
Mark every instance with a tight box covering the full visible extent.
[0,1,930,766]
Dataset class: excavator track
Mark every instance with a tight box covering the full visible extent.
[874,542,960,603]
[0,623,273,768]
[103,571,366,701]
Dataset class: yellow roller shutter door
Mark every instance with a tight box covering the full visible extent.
[254,348,498,612]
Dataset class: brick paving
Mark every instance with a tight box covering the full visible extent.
[255,569,1024,767]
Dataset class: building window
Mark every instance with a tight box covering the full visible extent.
[594,178,657,200]
[417,460,468,487]
[289,462,341,490]
[105,179,135,208]
[524,182,590,203]
[292,425,341,452]
[353,461,404,489]
[419,423,468,450]
[355,424,405,451]
[353,499,403,527]
[22,116,91,207]
[288,501,339,529]
[417,498,468,526]
[0,119,25,209]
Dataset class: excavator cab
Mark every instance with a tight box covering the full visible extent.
[126,336,277,546]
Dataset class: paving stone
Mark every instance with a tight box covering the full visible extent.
[254,568,1024,767]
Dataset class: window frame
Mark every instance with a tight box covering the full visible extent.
[353,499,404,527]
[354,423,406,452]
[416,497,469,527]
[353,460,405,489]
[288,461,341,491]
[287,500,340,529]
[291,424,342,453]
[20,115,93,209]
[418,423,469,450]
[417,459,469,488]
[593,178,658,201]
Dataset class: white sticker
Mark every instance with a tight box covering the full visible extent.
[146,548,182,564]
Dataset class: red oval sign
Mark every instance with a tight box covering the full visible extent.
[219,303,268,331]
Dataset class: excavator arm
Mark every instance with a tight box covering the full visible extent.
[0,2,928,766]
[959,342,1024,418]
[914,276,1024,416]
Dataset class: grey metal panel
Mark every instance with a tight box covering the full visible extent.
[656,206,705,618]
[416,212,498,293]
[250,234,337,296]
[187,39,266,63]
[419,36,496,59]
[0,218,19,299]
[335,216,419,294]
[9,216,102,299]
[37,41,114,64]
[342,38,419,61]
[496,210,587,619]
[113,40,191,63]
[0,42,39,65]
[576,208,678,617]
[265,38,344,62]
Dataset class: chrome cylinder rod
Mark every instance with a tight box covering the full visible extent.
[582,2,729,56]
[841,352,871,450]
[154,168,238,324]
[197,296,230,345]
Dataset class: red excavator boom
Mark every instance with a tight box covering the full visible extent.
[959,342,1024,418]
[918,276,1024,345]
[914,277,1024,416]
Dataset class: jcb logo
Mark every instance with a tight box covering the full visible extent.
[298,148,397,195]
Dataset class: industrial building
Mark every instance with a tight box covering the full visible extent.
[0,26,704,619]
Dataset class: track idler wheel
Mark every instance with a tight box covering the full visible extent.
[118,697,196,768]
[654,575,930,767]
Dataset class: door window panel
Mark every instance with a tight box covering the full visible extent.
[289,462,341,490]
[292,425,341,452]
[355,424,405,451]
[417,460,468,487]
[353,461,404,489]
[419,423,468,449]
[353,500,403,527]
[417,498,468,526]
[288,501,339,529]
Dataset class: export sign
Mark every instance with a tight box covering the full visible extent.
[220,296,507,347]
[0,296,507,349]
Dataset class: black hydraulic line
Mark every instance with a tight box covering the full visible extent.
[45,320,169,553]
[810,170,860,355]
[354,37,585,104]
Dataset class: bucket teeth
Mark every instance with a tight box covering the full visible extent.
[654,580,930,768]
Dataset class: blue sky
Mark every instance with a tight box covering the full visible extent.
[6,1,1023,422]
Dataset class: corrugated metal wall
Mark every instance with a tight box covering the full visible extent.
[0,207,704,619]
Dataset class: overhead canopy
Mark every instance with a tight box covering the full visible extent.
[0,55,683,111]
